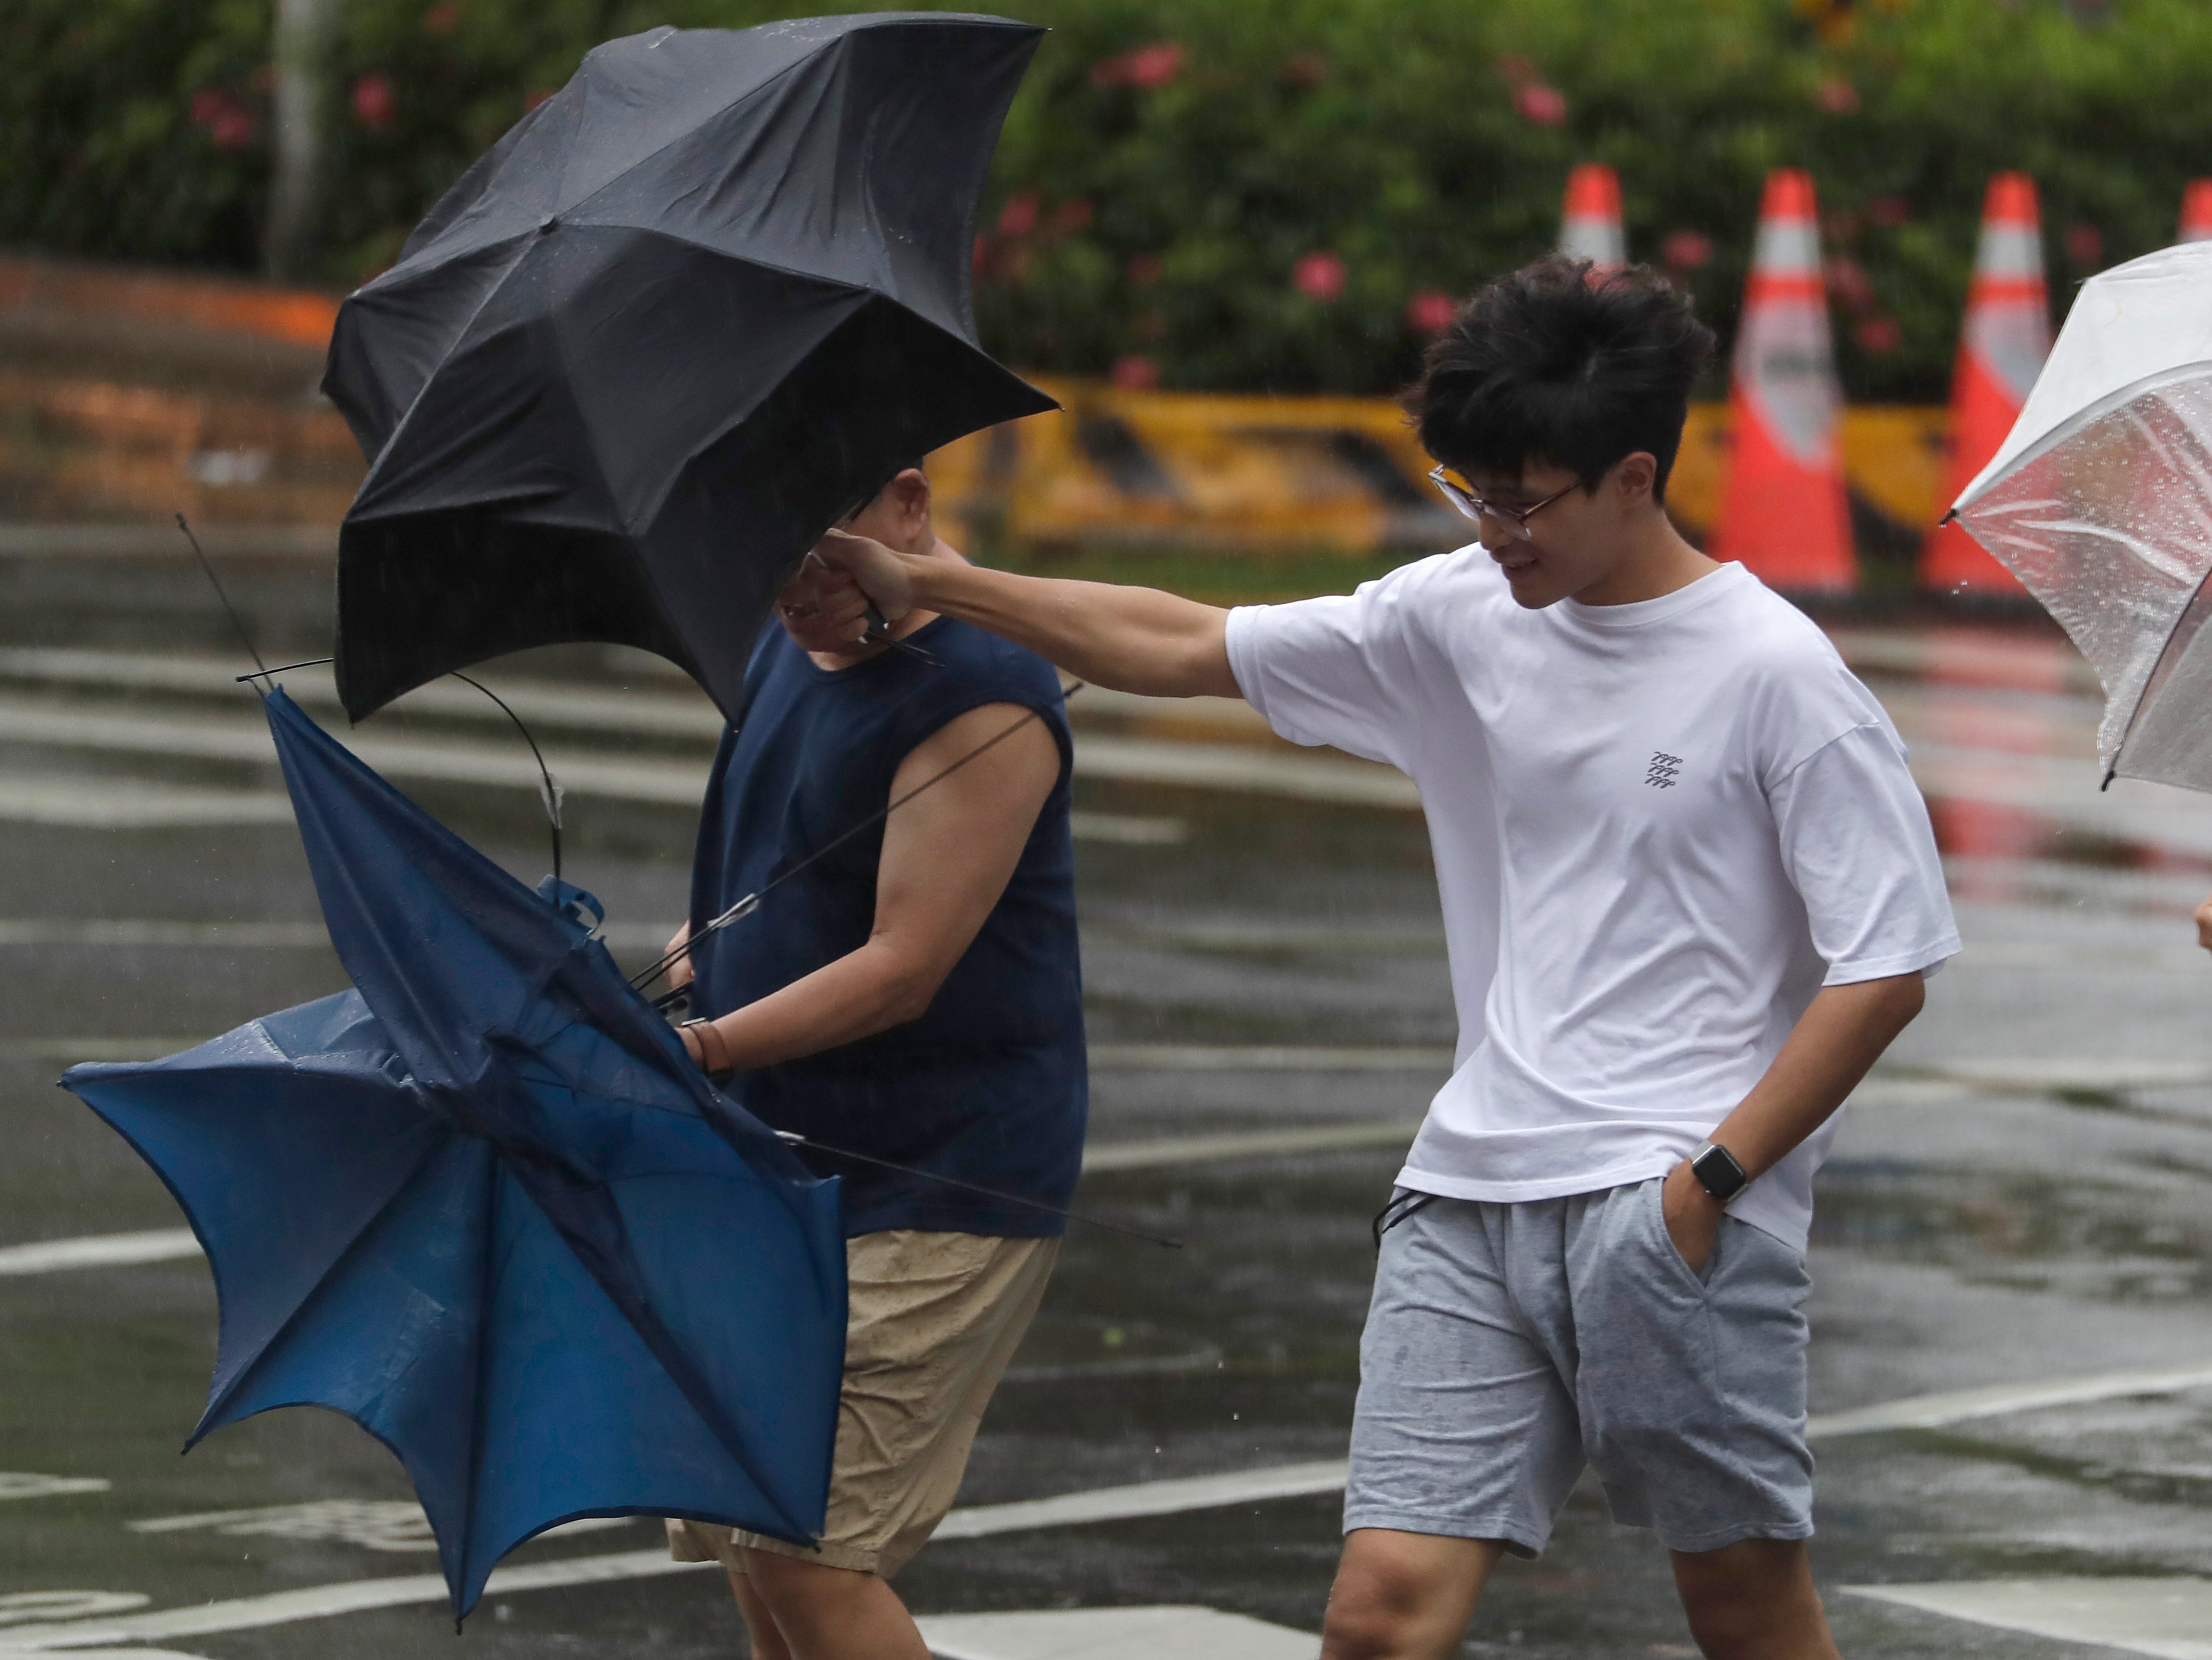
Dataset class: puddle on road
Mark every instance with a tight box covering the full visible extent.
[1813,1165,2211,1302]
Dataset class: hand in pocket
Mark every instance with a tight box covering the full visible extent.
[1661,1162,1721,1278]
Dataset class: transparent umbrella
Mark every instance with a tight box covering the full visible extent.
[1951,239,2212,791]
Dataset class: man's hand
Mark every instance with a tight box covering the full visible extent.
[663,923,694,991]
[2196,894,2212,951]
[776,551,874,653]
[814,528,917,628]
[1662,1160,1723,1276]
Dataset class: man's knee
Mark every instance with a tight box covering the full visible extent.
[1671,1538,1834,1660]
[1321,1529,1503,1660]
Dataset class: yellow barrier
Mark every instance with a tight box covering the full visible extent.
[932,381,1951,558]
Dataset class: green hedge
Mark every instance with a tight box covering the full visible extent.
[5,0,2208,400]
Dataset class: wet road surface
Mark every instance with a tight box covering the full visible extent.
[3,571,2211,1658]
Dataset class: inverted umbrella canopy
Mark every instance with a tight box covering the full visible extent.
[324,13,1056,724]
[62,689,845,1621]
[1951,239,2212,792]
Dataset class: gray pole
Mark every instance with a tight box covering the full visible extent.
[266,0,339,281]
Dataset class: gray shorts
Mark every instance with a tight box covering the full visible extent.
[1346,1175,1813,1557]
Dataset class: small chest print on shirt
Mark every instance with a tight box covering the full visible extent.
[1645,752,1684,789]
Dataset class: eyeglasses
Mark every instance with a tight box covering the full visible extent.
[1428,467,1577,541]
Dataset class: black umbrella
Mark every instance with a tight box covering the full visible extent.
[322,13,1055,724]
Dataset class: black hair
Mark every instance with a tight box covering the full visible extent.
[1403,257,1715,504]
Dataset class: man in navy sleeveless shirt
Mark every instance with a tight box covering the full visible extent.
[659,464,1084,1660]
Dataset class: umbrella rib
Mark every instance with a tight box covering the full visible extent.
[455,1144,504,1624]
[554,48,823,235]
[348,236,539,492]
[196,1117,455,1435]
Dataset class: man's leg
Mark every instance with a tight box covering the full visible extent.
[1669,1539,1840,1660]
[740,1549,931,1660]
[725,1564,791,1660]
[1319,1528,1507,1660]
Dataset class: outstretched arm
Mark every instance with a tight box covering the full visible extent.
[808,529,1239,699]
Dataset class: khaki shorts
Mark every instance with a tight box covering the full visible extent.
[666,1228,1057,1578]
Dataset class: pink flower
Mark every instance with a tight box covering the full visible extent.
[208,107,257,150]
[523,88,556,112]
[423,1,460,35]
[1854,316,1902,354]
[1111,355,1160,390]
[997,192,1040,238]
[1824,256,1875,312]
[1281,51,1330,89]
[1514,84,1568,127]
[2065,222,2103,267]
[1404,289,1459,335]
[191,89,257,150]
[351,73,396,132]
[1661,230,1713,269]
[1052,198,1095,233]
[1294,251,1347,301]
[1816,77,1859,114]
[1126,252,1165,287]
[1865,195,1911,229]
[1092,42,1183,90]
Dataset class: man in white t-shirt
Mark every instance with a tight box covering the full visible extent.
[797,258,1957,1660]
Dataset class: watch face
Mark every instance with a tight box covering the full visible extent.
[1693,1145,1746,1199]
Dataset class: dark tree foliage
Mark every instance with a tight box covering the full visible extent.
[3,0,2207,400]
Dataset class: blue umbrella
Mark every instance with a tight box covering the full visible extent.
[61,688,845,1623]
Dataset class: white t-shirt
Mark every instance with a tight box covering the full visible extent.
[1225,553,1958,1250]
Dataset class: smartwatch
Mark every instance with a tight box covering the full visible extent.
[1689,1140,1749,1203]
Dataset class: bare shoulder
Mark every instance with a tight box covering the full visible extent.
[903,700,1061,781]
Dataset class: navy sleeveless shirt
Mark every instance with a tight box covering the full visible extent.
[687,616,1086,1237]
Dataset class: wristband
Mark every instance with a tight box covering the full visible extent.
[681,1018,734,1080]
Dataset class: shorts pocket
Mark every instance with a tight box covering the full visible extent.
[1645,1175,1718,1293]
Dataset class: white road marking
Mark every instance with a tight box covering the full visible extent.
[917,1605,1315,1660]
[0,1466,1353,1649]
[0,1595,143,1627]
[0,1039,193,1064]
[0,697,1409,813]
[0,1475,110,1501]
[1805,1360,2212,1438]
[127,1500,629,1553]
[0,776,294,829]
[13,1365,2212,1649]
[0,1232,200,1277]
[931,1461,1349,1544]
[1911,1057,2212,1092]
[1088,1045,1454,1072]
[0,919,664,951]
[1068,811,1188,845]
[1071,735,1417,809]
[1083,1122,1424,1172]
[1842,1577,2212,1659]
[0,1554,702,1649]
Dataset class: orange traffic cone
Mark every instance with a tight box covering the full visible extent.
[1559,164,1625,274]
[1921,173,2050,596]
[1710,168,1855,593]
[2181,179,2212,243]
